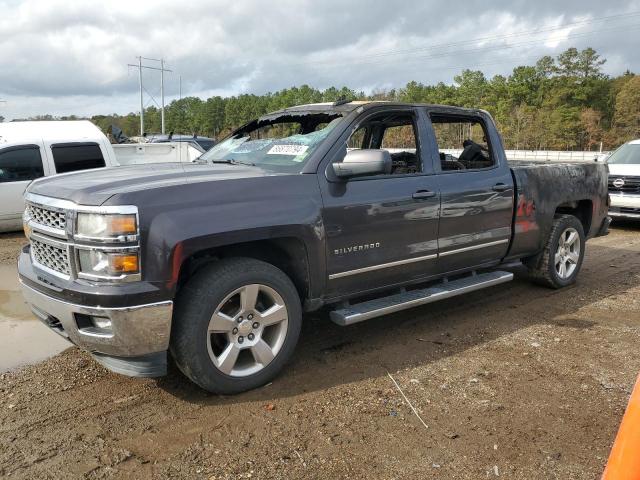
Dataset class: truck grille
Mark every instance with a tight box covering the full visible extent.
[26,204,67,230]
[31,238,71,276]
[608,175,640,194]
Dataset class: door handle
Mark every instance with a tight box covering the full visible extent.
[492,183,511,192]
[325,225,342,237]
[412,190,437,199]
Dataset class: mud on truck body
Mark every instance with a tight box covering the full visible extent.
[18,101,610,394]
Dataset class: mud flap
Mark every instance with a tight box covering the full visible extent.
[596,216,611,237]
[92,351,167,377]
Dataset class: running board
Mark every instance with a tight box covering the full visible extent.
[330,270,513,326]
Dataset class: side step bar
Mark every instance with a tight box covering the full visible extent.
[330,270,513,326]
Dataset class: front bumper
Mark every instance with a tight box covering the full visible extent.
[19,279,173,377]
[609,193,640,219]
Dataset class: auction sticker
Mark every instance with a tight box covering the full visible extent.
[267,144,309,155]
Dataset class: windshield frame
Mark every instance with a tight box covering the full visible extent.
[199,111,348,173]
[607,141,640,165]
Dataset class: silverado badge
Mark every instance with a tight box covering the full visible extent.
[334,243,381,255]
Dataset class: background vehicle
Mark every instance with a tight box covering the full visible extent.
[18,101,609,394]
[147,133,216,151]
[0,121,204,232]
[606,139,640,220]
[0,121,118,232]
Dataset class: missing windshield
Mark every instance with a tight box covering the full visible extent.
[200,112,344,172]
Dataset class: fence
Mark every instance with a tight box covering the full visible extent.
[441,149,609,163]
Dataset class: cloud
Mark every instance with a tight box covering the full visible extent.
[0,0,639,120]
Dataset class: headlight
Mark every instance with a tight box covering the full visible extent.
[74,209,140,281]
[78,249,140,278]
[76,213,137,240]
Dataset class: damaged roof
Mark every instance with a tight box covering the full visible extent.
[265,100,485,118]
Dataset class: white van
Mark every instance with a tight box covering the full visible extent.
[0,121,118,232]
[0,121,204,232]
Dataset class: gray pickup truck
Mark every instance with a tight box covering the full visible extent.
[18,101,610,394]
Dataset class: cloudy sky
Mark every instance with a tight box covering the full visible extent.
[1,0,639,120]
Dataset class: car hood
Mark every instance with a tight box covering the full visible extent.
[607,163,640,177]
[26,162,284,206]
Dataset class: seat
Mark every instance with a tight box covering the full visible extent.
[459,140,492,169]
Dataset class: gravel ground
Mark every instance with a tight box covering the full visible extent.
[0,232,25,265]
[1,224,639,479]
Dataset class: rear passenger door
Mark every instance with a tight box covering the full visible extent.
[424,110,514,274]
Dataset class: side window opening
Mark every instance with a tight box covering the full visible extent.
[51,143,106,174]
[346,112,421,175]
[0,146,44,183]
[430,115,496,171]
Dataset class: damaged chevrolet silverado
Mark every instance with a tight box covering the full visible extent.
[18,101,610,394]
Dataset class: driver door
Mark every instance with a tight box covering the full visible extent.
[0,144,47,230]
[318,107,441,298]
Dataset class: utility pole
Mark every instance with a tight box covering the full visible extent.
[160,59,165,134]
[127,57,173,137]
[137,57,144,136]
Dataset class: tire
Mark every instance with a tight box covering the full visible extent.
[170,257,302,394]
[525,214,585,289]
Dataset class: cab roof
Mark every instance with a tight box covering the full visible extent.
[266,100,485,117]
[0,120,104,146]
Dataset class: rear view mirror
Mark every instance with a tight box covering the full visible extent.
[332,149,392,178]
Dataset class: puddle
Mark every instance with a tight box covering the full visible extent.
[0,264,70,372]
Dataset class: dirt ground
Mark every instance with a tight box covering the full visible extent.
[1,224,639,479]
[0,232,25,265]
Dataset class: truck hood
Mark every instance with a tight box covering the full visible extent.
[607,163,640,177]
[27,162,283,206]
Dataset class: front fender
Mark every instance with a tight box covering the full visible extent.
[106,174,326,300]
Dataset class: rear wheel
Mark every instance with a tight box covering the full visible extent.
[171,258,302,394]
[526,214,585,289]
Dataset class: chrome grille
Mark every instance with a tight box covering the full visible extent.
[608,175,640,194]
[27,204,67,230]
[31,238,71,276]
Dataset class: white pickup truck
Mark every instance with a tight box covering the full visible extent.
[0,121,203,232]
[607,139,640,220]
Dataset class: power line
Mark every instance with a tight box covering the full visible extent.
[300,21,640,71]
[312,11,640,65]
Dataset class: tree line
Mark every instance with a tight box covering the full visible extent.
[18,47,640,151]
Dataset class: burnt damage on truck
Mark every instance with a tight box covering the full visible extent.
[507,161,609,261]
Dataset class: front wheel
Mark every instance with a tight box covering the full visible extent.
[170,258,302,394]
[526,214,585,289]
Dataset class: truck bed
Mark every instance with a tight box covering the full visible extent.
[506,160,609,261]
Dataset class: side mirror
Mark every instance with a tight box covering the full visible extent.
[332,149,392,178]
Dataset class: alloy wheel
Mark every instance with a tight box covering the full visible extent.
[555,227,581,279]
[206,283,289,377]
